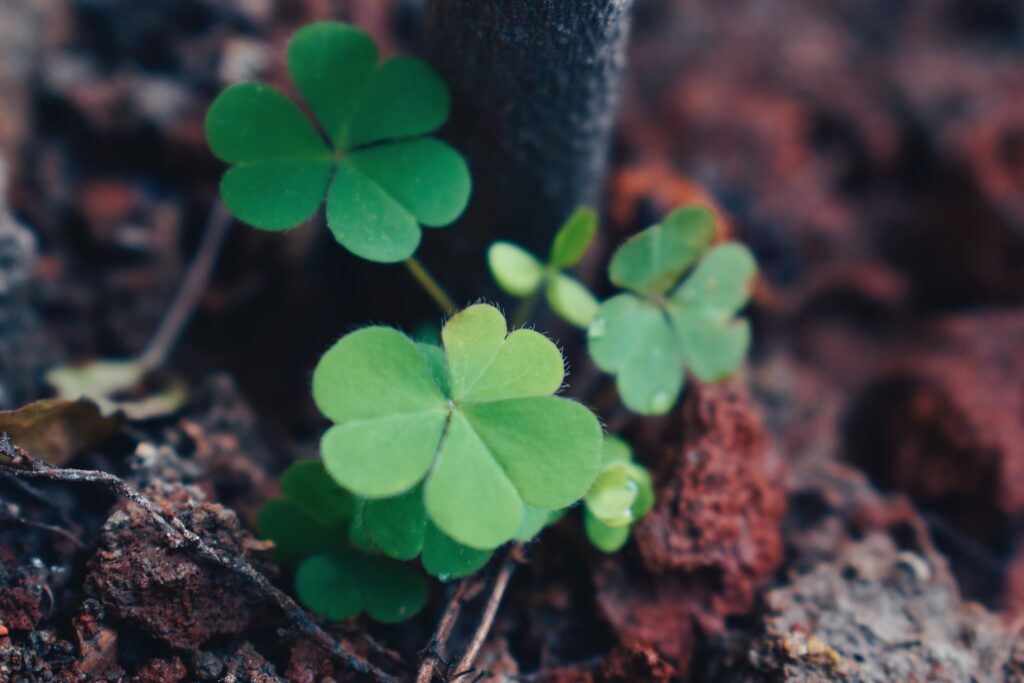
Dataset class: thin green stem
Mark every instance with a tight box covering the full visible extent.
[404,256,457,315]
[510,290,540,328]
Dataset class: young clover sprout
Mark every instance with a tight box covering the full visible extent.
[205,21,471,264]
[583,436,654,553]
[488,206,601,327]
[587,206,757,416]
[312,303,603,551]
[258,461,428,622]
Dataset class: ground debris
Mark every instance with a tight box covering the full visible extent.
[84,482,273,650]
[594,383,786,677]
[718,534,1011,682]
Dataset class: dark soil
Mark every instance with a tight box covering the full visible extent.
[2,0,1024,681]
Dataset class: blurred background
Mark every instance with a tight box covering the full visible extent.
[2,0,1024,679]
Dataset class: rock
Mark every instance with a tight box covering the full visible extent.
[85,484,273,650]
[721,534,1009,682]
[594,382,786,677]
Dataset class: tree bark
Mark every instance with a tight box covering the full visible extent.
[424,0,635,253]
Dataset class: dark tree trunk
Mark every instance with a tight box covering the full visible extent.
[424,0,635,253]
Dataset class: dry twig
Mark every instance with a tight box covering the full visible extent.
[451,544,522,680]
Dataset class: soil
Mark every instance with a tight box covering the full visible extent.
[2,0,1024,681]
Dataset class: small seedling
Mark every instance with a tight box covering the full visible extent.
[588,206,757,416]
[205,22,471,263]
[258,461,428,622]
[488,206,600,327]
[313,303,603,550]
[583,436,654,553]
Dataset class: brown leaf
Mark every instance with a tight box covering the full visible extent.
[0,398,122,465]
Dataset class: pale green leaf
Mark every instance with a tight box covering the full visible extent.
[545,273,599,328]
[549,206,598,268]
[321,413,446,498]
[312,326,447,422]
[286,22,378,146]
[442,304,564,403]
[672,242,757,321]
[584,511,631,553]
[417,342,451,397]
[313,327,448,497]
[602,435,632,465]
[670,308,751,382]
[462,396,603,510]
[514,504,557,542]
[588,294,684,415]
[424,411,524,549]
[584,461,639,527]
[487,242,544,297]
[608,206,715,296]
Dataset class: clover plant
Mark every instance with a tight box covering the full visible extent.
[583,436,654,553]
[205,20,761,630]
[488,206,601,327]
[312,303,603,550]
[587,206,757,416]
[205,22,470,263]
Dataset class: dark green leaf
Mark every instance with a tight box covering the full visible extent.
[296,551,427,623]
[287,22,378,146]
[348,57,450,148]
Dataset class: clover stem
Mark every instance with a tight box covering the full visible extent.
[510,290,539,328]
[404,256,457,315]
[137,200,234,373]
[452,543,521,679]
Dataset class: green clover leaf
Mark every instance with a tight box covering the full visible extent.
[487,206,600,328]
[296,550,427,623]
[357,485,493,581]
[205,21,471,263]
[583,436,654,553]
[257,461,428,622]
[588,206,757,415]
[313,303,603,550]
[607,206,714,296]
[257,461,356,565]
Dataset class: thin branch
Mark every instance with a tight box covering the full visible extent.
[138,201,234,373]
[0,444,396,683]
[452,544,522,680]
[416,578,475,683]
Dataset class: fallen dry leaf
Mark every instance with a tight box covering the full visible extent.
[0,398,122,465]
